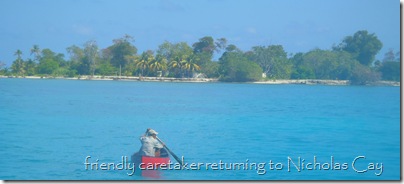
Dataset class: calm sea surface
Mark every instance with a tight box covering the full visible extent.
[0,78,400,180]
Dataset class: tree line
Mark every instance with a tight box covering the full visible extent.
[0,30,400,84]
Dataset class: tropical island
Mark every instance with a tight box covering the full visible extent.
[0,30,400,86]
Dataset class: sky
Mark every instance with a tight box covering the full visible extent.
[0,0,400,66]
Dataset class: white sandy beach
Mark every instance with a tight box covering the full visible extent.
[0,75,400,86]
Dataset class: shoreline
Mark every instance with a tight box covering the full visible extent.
[0,75,400,86]
[0,75,219,83]
[253,79,349,85]
[253,79,400,86]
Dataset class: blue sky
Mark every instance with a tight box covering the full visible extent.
[0,0,400,66]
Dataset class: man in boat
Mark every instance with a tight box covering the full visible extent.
[139,128,164,157]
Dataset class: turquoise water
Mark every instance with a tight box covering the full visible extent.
[0,79,400,180]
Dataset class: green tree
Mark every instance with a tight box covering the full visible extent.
[41,49,65,70]
[158,41,193,63]
[37,49,61,75]
[97,59,116,76]
[14,49,23,61]
[383,49,396,62]
[83,40,99,76]
[156,41,174,61]
[12,49,25,76]
[290,53,315,79]
[219,52,262,82]
[135,51,154,76]
[379,61,400,81]
[0,62,10,76]
[107,34,137,70]
[24,59,37,76]
[172,42,193,61]
[215,38,228,51]
[350,64,381,85]
[334,30,382,66]
[67,45,84,63]
[0,61,5,71]
[168,56,186,78]
[182,56,201,78]
[382,49,400,63]
[54,53,67,68]
[0,61,6,75]
[66,45,85,75]
[251,45,291,79]
[157,41,195,77]
[135,59,149,77]
[37,58,59,75]
[201,61,220,78]
[30,45,41,62]
[157,41,189,60]
[192,36,216,66]
[293,49,358,80]
[193,36,215,56]
[225,44,241,53]
[150,55,168,76]
[122,55,137,76]
[377,49,400,81]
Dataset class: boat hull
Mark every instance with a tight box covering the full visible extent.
[131,149,170,178]
[140,156,170,169]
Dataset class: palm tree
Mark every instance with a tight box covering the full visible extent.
[169,56,186,78]
[149,56,167,77]
[13,49,25,76]
[24,59,36,76]
[30,45,41,62]
[15,49,23,60]
[0,61,6,75]
[135,58,151,77]
[182,56,201,78]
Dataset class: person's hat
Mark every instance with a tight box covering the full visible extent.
[148,129,158,135]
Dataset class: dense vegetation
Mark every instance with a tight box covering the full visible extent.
[0,30,400,84]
